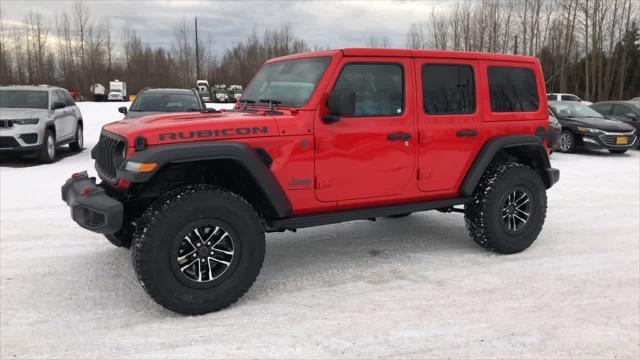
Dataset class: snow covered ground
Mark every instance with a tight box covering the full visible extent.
[1,102,638,359]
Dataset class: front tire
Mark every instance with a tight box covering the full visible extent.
[69,123,83,152]
[37,129,56,163]
[608,149,627,154]
[558,130,575,153]
[132,185,265,315]
[464,163,547,254]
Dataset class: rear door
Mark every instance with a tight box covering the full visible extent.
[415,59,484,192]
[314,58,416,202]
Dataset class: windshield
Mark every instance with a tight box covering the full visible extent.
[130,93,202,112]
[549,102,603,118]
[0,90,49,109]
[241,57,331,107]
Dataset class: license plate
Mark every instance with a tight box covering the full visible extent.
[616,136,628,145]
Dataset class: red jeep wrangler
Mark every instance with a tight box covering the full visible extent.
[62,49,559,315]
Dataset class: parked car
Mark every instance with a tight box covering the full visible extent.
[89,83,106,102]
[212,84,229,102]
[118,88,206,119]
[0,85,83,162]
[227,84,243,102]
[549,100,636,153]
[590,101,640,135]
[547,93,592,105]
[62,48,559,315]
[67,89,81,101]
[196,80,211,102]
[548,110,562,152]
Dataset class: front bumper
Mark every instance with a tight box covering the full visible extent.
[582,132,637,150]
[0,125,42,152]
[61,171,123,234]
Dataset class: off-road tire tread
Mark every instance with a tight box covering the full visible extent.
[464,162,547,254]
[131,184,265,315]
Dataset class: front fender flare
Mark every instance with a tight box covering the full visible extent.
[117,141,292,218]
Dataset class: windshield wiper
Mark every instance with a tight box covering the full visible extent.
[259,98,283,115]
[241,99,256,110]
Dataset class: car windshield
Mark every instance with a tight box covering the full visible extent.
[549,102,603,118]
[0,90,49,109]
[241,57,331,107]
[130,93,201,112]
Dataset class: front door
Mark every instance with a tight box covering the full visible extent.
[415,59,483,192]
[314,58,416,202]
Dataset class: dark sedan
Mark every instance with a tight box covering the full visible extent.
[590,100,640,135]
[549,101,637,154]
[119,88,206,119]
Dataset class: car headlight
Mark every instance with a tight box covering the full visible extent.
[577,127,604,135]
[12,118,40,125]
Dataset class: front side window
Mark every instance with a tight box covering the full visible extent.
[488,66,539,112]
[591,103,611,115]
[547,94,557,101]
[241,57,331,107]
[0,90,49,109]
[611,104,634,116]
[333,63,404,117]
[422,64,475,115]
[130,93,202,112]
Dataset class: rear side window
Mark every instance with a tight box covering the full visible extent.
[422,64,475,115]
[611,104,634,116]
[333,63,404,117]
[488,67,539,112]
[591,103,612,114]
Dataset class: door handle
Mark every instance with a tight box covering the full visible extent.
[456,129,478,137]
[387,132,411,141]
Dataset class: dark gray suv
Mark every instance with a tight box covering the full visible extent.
[0,85,83,162]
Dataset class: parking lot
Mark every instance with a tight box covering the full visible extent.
[1,102,638,358]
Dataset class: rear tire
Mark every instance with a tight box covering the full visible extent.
[69,123,83,152]
[37,129,56,163]
[131,185,265,315]
[608,149,627,154]
[464,162,547,254]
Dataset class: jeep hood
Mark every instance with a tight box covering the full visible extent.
[102,111,280,146]
[0,108,48,119]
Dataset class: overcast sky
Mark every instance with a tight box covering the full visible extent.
[1,1,445,54]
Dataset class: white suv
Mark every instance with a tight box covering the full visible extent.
[547,93,592,106]
[0,85,83,163]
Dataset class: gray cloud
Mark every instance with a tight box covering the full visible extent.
[1,0,444,53]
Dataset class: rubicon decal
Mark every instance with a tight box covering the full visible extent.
[159,126,269,141]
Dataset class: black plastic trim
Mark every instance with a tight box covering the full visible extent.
[269,197,471,230]
[459,135,556,197]
[119,141,292,218]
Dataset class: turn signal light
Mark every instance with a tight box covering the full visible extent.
[124,161,157,173]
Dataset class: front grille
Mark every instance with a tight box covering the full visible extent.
[0,136,20,148]
[92,131,126,181]
[0,120,14,129]
[599,133,637,147]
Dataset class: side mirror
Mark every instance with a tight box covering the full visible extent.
[118,106,128,115]
[624,112,637,120]
[323,89,355,124]
[52,101,66,110]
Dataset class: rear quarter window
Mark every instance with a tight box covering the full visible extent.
[488,66,539,112]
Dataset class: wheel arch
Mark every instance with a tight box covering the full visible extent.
[460,135,556,197]
[119,141,292,219]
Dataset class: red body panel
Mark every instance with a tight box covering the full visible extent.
[99,48,549,217]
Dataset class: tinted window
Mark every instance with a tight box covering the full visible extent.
[60,90,75,106]
[130,92,203,112]
[611,104,634,116]
[547,94,557,101]
[0,90,49,109]
[333,63,403,117]
[561,94,580,102]
[488,67,539,112]
[422,64,475,115]
[241,57,330,107]
[591,103,612,114]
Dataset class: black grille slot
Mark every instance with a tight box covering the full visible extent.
[599,134,637,146]
[0,120,14,129]
[0,136,20,148]
[93,132,126,181]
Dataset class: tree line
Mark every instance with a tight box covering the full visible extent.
[1,0,639,101]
